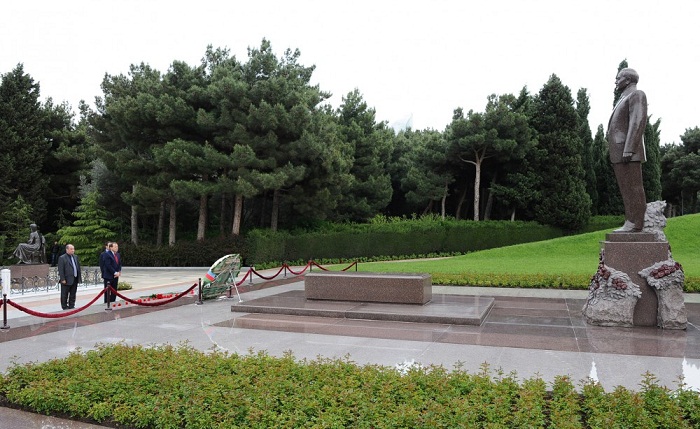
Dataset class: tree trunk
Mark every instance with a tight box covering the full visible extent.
[473,160,481,221]
[483,173,497,221]
[220,194,226,237]
[130,185,138,245]
[270,189,280,231]
[510,208,516,221]
[130,206,139,245]
[455,185,468,221]
[168,199,176,246]
[440,182,448,220]
[197,194,207,241]
[156,200,165,247]
[232,194,243,236]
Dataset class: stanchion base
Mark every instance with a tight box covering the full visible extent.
[1,325,10,330]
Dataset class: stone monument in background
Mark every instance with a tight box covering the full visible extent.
[583,201,687,329]
[9,223,49,281]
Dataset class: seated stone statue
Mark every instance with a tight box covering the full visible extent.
[12,223,46,264]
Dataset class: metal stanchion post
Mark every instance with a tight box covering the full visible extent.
[1,269,10,329]
[309,260,313,272]
[2,294,9,330]
[196,278,203,305]
[105,282,112,310]
[284,262,287,278]
[355,260,358,271]
[249,268,254,285]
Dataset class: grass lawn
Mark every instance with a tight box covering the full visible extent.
[352,213,700,281]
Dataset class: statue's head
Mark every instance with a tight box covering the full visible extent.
[619,68,639,83]
[29,223,37,231]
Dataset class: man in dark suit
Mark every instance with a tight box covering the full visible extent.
[57,244,81,310]
[102,242,122,305]
[606,68,647,232]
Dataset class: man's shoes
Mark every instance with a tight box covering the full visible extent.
[67,306,75,309]
[61,307,68,310]
[613,220,642,233]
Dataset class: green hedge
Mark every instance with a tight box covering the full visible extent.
[1,344,698,428]
[246,220,563,265]
[119,236,247,267]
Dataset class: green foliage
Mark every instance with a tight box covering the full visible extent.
[245,217,563,266]
[662,127,700,215]
[593,124,624,215]
[0,64,50,226]
[0,344,698,428]
[0,195,34,263]
[55,191,117,265]
[643,117,663,201]
[119,235,247,267]
[531,75,591,230]
[334,89,394,222]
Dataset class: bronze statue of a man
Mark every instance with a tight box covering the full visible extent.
[607,68,647,232]
[12,223,46,264]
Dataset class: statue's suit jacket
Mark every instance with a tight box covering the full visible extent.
[607,87,648,163]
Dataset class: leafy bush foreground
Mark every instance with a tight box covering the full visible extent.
[1,343,699,428]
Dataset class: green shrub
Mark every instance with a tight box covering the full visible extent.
[119,236,247,267]
[1,344,699,428]
[246,219,563,265]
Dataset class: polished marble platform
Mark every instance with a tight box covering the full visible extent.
[223,291,700,359]
[231,290,495,325]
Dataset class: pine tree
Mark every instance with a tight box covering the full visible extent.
[56,191,117,265]
[530,75,591,231]
[0,64,50,225]
[577,89,598,213]
[593,125,623,215]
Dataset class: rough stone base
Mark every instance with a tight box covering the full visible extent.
[604,233,668,326]
[583,294,637,327]
[656,287,687,329]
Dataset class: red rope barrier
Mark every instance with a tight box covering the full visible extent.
[235,269,251,287]
[309,261,330,271]
[110,283,197,307]
[340,261,358,271]
[284,262,311,276]
[250,266,285,280]
[8,289,106,319]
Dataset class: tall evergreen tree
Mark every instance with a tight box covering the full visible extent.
[530,75,591,230]
[576,89,598,213]
[239,39,331,230]
[661,127,700,214]
[400,129,455,219]
[643,117,663,201]
[593,124,623,215]
[0,64,51,227]
[334,89,394,221]
[447,95,532,221]
[93,63,166,245]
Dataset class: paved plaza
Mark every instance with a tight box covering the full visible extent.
[2,266,700,427]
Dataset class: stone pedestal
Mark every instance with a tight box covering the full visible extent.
[305,272,432,304]
[9,264,50,279]
[603,233,668,326]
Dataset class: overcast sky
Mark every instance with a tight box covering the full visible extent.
[2,0,698,145]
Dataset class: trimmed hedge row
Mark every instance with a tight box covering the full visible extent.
[119,236,247,267]
[246,220,565,266]
[1,344,698,428]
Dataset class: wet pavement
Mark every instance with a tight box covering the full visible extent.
[2,266,700,427]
